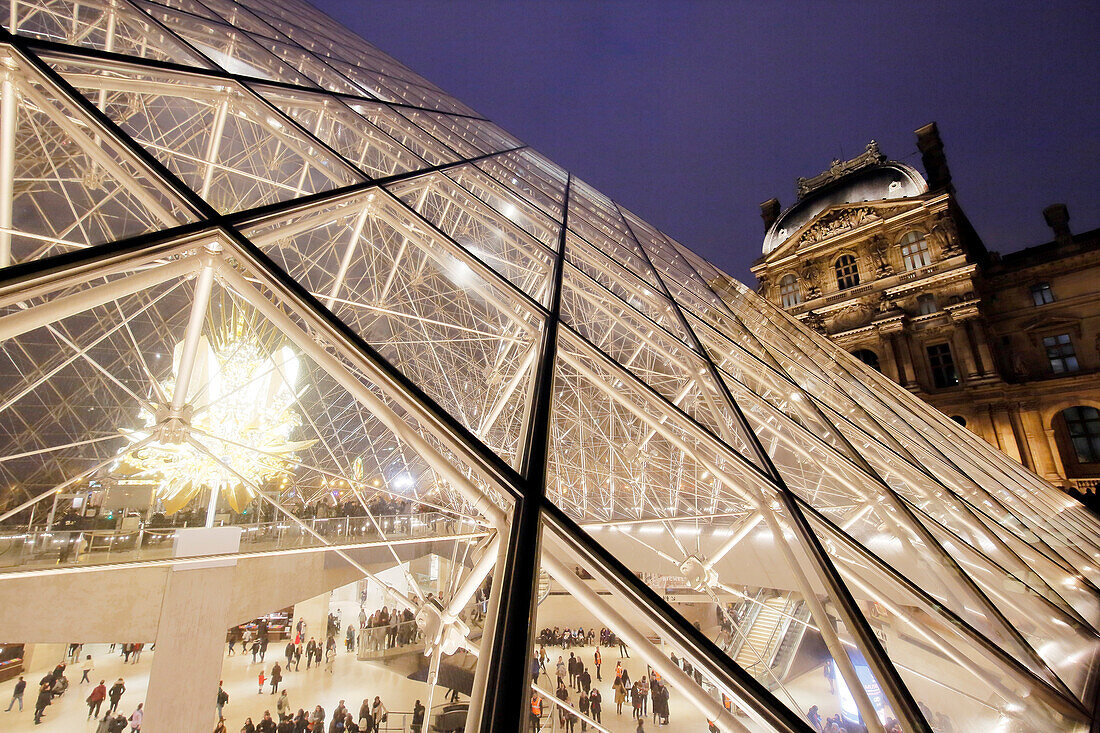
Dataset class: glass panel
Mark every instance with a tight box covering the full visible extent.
[4,0,212,65]
[255,85,431,180]
[243,190,543,469]
[0,46,195,263]
[50,54,361,213]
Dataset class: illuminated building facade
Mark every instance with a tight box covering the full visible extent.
[0,3,1097,732]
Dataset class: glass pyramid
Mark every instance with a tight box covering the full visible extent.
[0,2,1098,731]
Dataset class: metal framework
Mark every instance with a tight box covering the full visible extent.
[0,1,1099,731]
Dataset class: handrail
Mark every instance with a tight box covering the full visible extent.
[0,512,477,571]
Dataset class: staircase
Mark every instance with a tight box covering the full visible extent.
[734,596,788,674]
[537,569,552,605]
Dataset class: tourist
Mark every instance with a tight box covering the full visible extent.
[257,670,265,694]
[240,717,256,733]
[87,679,107,719]
[33,681,51,724]
[128,702,143,731]
[411,699,425,730]
[613,676,627,715]
[270,662,282,693]
[5,675,25,712]
[589,689,602,724]
[217,682,229,719]
[276,689,291,719]
[371,695,387,727]
[593,648,601,681]
[108,678,126,713]
[81,655,95,683]
[807,704,823,731]
[310,705,326,730]
[257,711,276,733]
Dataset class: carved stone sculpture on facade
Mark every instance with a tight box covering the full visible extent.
[798,260,822,298]
[868,234,894,277]
[933,211,963,256]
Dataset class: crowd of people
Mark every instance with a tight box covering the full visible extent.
[535,626,630,657]
[0,654,140,730]
[230,695,407,733]
[528,644,673,731]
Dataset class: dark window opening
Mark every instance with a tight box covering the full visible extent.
[926,343,958,388]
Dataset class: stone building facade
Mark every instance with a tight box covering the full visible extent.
[749,123,1100,493]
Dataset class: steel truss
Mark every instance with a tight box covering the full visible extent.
[0,2,1099,732]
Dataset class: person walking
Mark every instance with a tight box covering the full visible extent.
[305,638,317,670]
[108,678,126,713]
[285,641,295,669]
[257,670,266,695]
[276,690,290,719]
[4,675,25,712]
[555,656,566,688]
[81,655,95,683]
[128,703,143,731]
[593,648,601,681]
[130,644,143,664]
[87,679,107,719]
[217,682,229,719]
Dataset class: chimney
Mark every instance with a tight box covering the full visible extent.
[915,122,953,193]
[1043,204,1073,246]
[760,198,781,232]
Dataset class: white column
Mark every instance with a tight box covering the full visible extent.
[0,67,17,269]
[143,527,241,733]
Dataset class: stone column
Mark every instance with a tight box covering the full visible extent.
[1007,404,1036,471]
[294,590,332,645]
[989,404,1025,465]
[894,333,920,389]
[950,325,980,381]
[1016,405,1058,480]
[1044,427,1069,484]
[143,527,241,733]
[965,320,996,377]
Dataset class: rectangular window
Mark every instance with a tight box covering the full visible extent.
[1043,333,1079,373]
[1031,282,1055,306]
[917,294,937,315]
[926,343,959,388]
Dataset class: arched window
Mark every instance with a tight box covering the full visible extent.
[851,349,880,371]
[835,254,860,290]
[779,274,802,308]
[900,231,932,270]
[1061,406,1100,464]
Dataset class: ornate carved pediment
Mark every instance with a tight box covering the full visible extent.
[796,207,880,247]
[1018,315,1082,345]
[832,298,876,332]
[796,140,887,199]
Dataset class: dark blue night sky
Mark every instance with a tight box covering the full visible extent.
[312,1,1099,283]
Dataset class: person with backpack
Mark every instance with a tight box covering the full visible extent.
[217,682,229,719]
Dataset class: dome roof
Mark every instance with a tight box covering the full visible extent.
[762,161,927,256]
